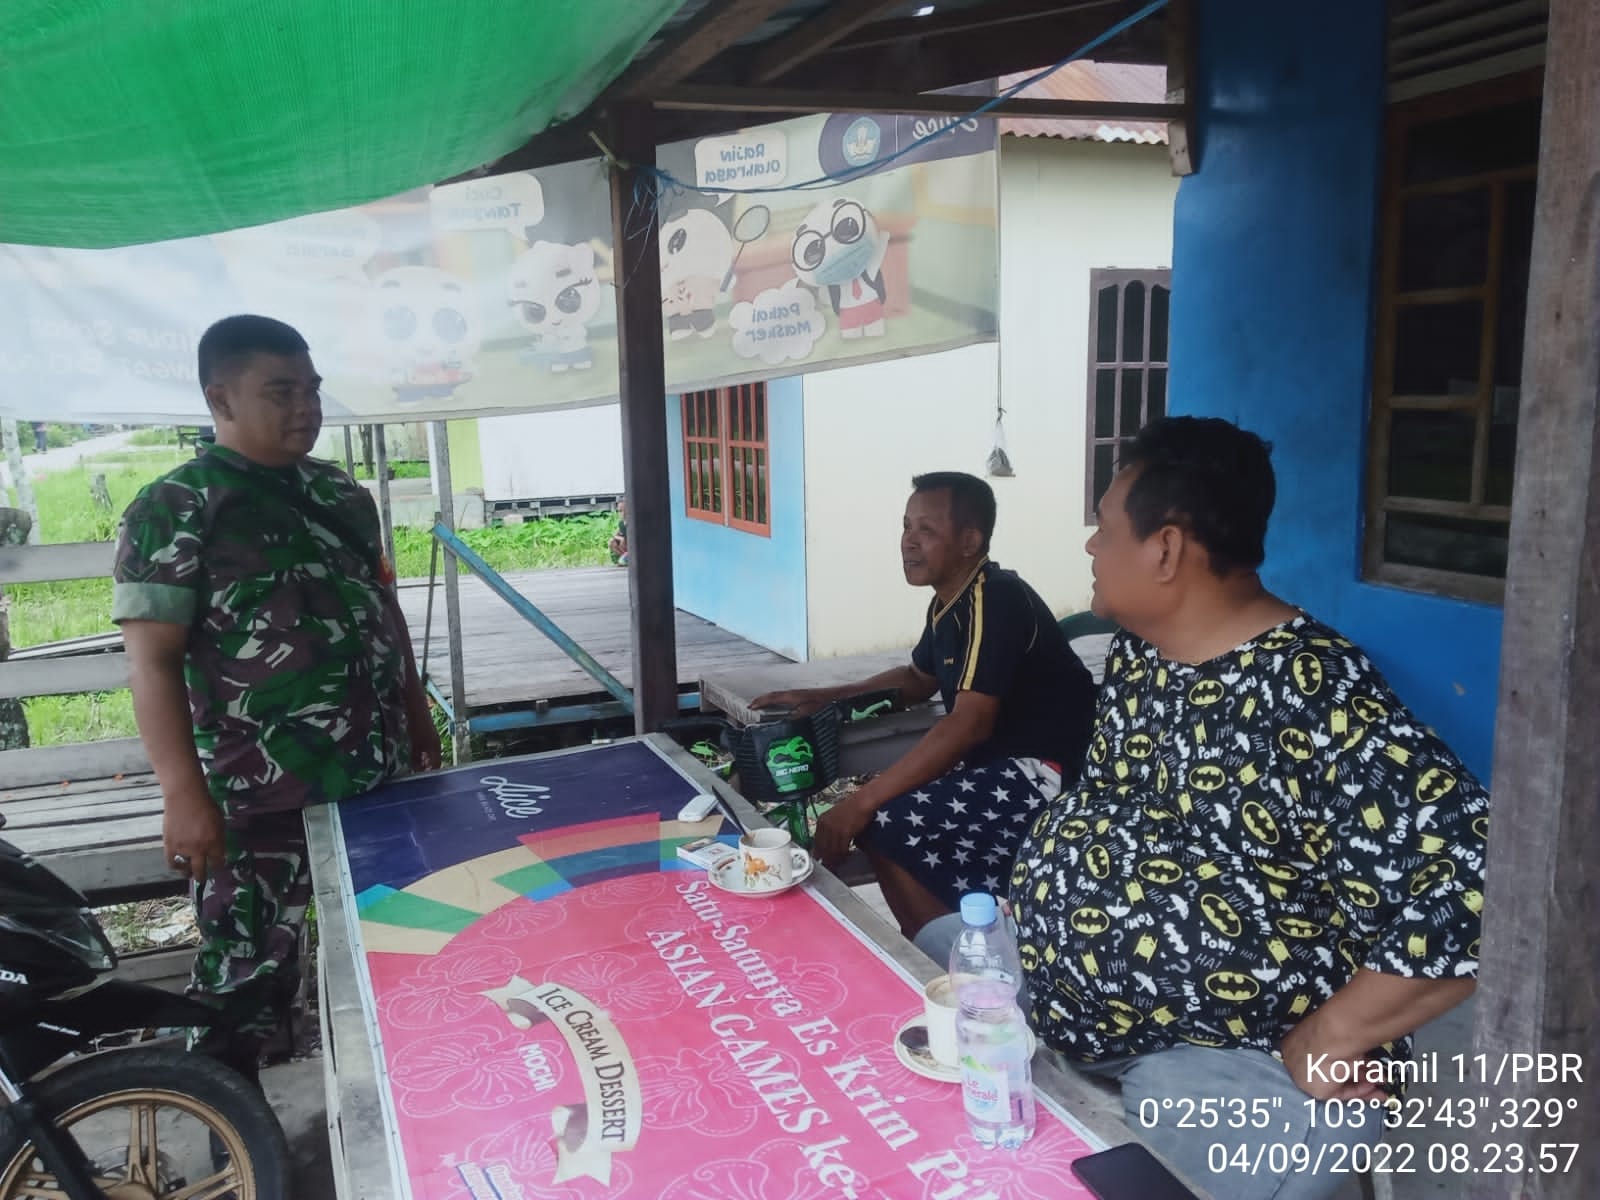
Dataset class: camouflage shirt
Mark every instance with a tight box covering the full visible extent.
[113,444,412,818]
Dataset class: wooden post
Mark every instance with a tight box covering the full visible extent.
[608,103,680,734]
[373,424,396,573]
[0,506,30,751]
[342,426,356,477]
[0,420,39,544]
[1165,0,1198,177]
[1473,2,1600,1195]
[430,420,471,764]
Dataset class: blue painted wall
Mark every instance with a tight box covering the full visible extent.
[666,377,808,660]
[1168,0,1502,779]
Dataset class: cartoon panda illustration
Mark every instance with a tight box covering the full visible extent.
[792,197,888,339]
[659,208,736,340]
[370,266,480,404]
[506,241,605,373]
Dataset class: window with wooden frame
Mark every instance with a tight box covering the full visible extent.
[1086,269,1171,520]
[1364,71,1541,602]
[681,382,771,536]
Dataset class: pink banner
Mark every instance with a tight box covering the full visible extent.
[339,746,1100,1197]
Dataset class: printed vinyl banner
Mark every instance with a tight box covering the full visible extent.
[332,740,1099,1199]
[0,114,998,424]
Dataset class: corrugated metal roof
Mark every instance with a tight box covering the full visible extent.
[999,60,1169,144]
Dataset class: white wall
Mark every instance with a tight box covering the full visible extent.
[802,138,1178,659]
[477,404,625,501]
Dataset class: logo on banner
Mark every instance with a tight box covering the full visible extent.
[479,775,550,819]
[482,976,643,1184]
[841,117,883,168]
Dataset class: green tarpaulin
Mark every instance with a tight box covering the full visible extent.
[0,2,682,249]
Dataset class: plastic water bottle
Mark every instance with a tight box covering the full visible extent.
[950,892,1036,1148]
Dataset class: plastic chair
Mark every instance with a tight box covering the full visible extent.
[1058,610,1119,641]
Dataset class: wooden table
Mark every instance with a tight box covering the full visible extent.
[699,651,947,779]
[308,734,1143,1199]
[697,633,1116,781]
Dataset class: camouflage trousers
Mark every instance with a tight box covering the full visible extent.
[186,809,310,1074]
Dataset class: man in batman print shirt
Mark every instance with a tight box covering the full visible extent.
[1009,418,1487,1200]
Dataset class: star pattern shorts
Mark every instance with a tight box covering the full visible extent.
[860,757,1060,911]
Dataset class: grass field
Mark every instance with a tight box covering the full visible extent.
[27,448,189,543]
[7,446,615,747]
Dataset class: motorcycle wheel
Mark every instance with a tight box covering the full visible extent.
[0,1046,291,1199]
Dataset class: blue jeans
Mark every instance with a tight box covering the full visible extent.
[912,910,964,965]
[911,916,1382,1200]
[1080,1046,1384,1200]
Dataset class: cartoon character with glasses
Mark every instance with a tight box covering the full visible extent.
[792,197,889,339]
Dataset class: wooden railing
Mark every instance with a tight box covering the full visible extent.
[0,540,163,901]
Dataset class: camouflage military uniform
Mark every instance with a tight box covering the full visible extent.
[112,443,414,1066]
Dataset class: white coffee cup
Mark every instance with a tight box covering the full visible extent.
[740,828,794,889]
[922,974,960,1068]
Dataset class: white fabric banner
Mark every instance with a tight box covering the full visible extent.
[0,113,997,424]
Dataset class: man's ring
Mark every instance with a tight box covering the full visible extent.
[171,853,189,867]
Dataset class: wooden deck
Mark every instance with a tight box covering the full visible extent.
[0,769,169,901]
[395,565,787,711]
[0,563,782,900]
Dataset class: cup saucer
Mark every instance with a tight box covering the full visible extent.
[893,1016,1039,1084]
[895,1018,960,1083]
[708,848,815,896]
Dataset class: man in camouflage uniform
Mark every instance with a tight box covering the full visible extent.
[113,314,441,1084]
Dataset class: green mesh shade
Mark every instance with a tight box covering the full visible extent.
[0,2,681,249]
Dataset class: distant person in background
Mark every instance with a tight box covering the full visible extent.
[609,496,628,566]
[113,314,439,1086]
[31,421,47,452]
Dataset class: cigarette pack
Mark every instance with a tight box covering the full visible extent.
[677,835,739,871]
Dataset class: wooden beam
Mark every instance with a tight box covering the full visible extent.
[655,84,1181,122]
[615,0,797,99]
[0,652,128,700]
[0,738,149,790]
[466,1,1166,181]
[827,0,1135,55]
[608,103,680,734]
[1164,0,1196,175]
[747,0,907,85]
[0,540,113,584]
[1473,1,1600,1195]
[115,946,197,994]
[730,9,1166,97]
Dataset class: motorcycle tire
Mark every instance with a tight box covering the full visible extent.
[0,1046,292,1200]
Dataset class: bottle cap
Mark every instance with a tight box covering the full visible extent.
[960,892,998,925]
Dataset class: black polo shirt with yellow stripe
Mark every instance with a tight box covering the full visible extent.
[911,559,1095,772]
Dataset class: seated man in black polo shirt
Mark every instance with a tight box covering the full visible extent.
[754,471,1097,939]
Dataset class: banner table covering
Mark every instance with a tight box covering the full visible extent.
[327,738,1103,1198]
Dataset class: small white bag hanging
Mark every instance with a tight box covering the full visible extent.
[986,409,1014,478]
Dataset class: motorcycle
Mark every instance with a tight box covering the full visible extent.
[0,812,291,1199]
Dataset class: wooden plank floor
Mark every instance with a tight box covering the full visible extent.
[0,772,172,899]
[395,566,787,711]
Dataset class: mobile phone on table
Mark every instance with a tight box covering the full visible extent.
[1069,1143,1201,1200]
